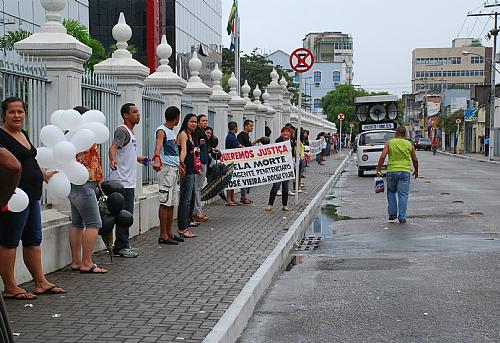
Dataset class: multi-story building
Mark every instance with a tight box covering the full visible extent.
[267,49,346,117]
[1,0,89,34]
[412,38,491,93]
[89,0,222,79]
[302,32,353,84]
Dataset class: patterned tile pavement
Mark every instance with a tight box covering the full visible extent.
[5,154,345,343]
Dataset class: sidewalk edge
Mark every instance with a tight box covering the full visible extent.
[202,154,351,343]
[437,150,500,164]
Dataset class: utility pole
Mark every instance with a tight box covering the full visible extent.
[468,6,499,160]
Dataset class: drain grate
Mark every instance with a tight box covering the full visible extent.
[296,235,322,251]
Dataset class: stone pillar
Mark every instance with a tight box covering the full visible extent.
[280,76,292,125]
[262,88,276,140]
[227,72,246,131]
[94,13,150,195]
[183,51,213,115]
[253,85,267,139]
[145,35,187,112]
[241,80,258,141]
[267,69,284,139]
[209,64,230,143]
[14,0,91,116]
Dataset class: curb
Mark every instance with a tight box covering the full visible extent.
[202,154,351,343]
[437,150,500,165]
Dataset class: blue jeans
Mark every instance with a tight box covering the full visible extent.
[268,180,289,206]
[386,172,411,220]
[114,188,135,250]
[0,200,42,248]
[240,187,250,197]
[178,174,196,230]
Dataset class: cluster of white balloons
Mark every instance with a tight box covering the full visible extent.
[36,109,110,202]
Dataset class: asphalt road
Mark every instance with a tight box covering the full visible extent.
[239,151,500,343]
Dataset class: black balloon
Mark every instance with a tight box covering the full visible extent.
[101,180,125,196]
[100,215,115,236]
[107,193,125,216]
[116,210,133,228]
[259,136,271,145]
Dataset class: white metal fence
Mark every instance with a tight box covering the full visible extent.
[81,70,121,180]
[0,51,49,147]
[142,85,165,184]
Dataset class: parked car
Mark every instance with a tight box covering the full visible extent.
[415,137,431,151]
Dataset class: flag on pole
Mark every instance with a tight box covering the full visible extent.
[227,0,238,51]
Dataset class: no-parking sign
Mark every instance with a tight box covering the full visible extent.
[290,48,314,73]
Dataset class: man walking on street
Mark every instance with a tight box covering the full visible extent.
[152,106,183,245]
[376,126,419,224]
[109,103,148,257]
[237,119,255,204]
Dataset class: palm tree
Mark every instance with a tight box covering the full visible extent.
[0,29,31,50]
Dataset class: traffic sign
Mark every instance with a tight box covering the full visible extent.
[290,48,314,73]
[455,118,462,124]
[338,113,345,121]
[349,123,354,128]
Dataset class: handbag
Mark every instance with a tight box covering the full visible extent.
[194,153,202,174]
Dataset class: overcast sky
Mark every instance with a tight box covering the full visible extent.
[221,0,492,95]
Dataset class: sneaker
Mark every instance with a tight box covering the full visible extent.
[129,247,139,253]
[277,190,282,196]
[388,215,397,221]
[398,218,407,224]
[298,189,304,193]
[288,191,295,196]
[113,248,139,258]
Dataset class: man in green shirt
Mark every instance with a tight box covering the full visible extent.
[376,127,419,223]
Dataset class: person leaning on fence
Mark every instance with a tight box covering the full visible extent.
[152,106,184,246]
[67,106,107,274]
[0,97,65,300]
[192,114,210,222]
[177,113,199,239]
[109,103,148,258]
[225,121,244,206]
[265,126,293,212]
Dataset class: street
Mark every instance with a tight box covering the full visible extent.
[239,152,500,343]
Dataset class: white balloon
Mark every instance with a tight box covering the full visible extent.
[50,110,65,128]
[53,141,76,162]
[7,188,29,212]
[60,109,83,131]
[80,122,109,144]
[82,110,106,124]
[36,147,56,168]
[70,129,95,153]
[62,161,89,185]
[40,125,65,148]
[65,130,75,142]
[47,172,71,200]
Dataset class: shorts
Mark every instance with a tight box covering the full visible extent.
[158,165,180,207]
[68,182,102,229]
[0,200,42,248]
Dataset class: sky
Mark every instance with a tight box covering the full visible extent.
[221,0,493,96]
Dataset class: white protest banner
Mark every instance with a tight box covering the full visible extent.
[308,139,322,155]
[220,141,295,190]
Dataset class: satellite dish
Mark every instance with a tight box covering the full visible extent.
[369,104,386,121]
[356,106,368,121]
[387,103,398,120]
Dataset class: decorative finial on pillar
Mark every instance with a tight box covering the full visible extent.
[156,35,173,72]
[262,88,271,104]
[270,68,280,86]
[40,0,66,33]
[279,75,288,89]
[188,51,203,83]
[211,64,223,91]
[112,13,133,58]
[228,72,238,96]
[241,80,251,101]
[253,85,262,103]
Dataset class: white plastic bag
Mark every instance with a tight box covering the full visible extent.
[374,177,385,194]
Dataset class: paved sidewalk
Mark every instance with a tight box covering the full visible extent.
[5,154,345,343]
[437,150,500,164]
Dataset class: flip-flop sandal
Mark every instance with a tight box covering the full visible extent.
[33,285,66,295]
[225,203,238,206]
[80,264,108,274]
[3,292,37,300]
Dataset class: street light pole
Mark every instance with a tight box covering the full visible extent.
[489,13,497,160]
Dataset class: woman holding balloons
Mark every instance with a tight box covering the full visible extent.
[0,97,65,300]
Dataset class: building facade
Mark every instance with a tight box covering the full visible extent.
[302,32,353,84]
[267,50,346,117]
[1,0,89,35]
[89,0,222,78]
[412,38,492,93]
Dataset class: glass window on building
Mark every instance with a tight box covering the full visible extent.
[471,56,484,64]
[314,71,321,83]
[332,71,341,82]
[314,98,321,109]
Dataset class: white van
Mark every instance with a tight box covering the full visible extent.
[356,129,395,177]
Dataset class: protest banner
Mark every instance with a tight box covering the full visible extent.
[308,139,322,155]
[220,141,295,190]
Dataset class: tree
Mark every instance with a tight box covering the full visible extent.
[439,109,464,135]
[222,48,298,101]
[0,29,31,50]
